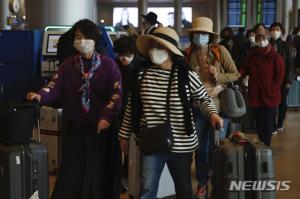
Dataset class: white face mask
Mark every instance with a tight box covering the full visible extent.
[74,39,95,54]
[149,48,169,65]
[270,31,281,40]
[256,39,269,48]
[119,55,134,66]
[248,36,255,43]
[193,33,209,46]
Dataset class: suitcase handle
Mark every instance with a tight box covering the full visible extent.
[214,124,221,147]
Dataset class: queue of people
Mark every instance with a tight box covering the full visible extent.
[25,12,299,199]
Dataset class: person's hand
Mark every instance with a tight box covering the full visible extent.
[210,113,223,130]
[26,92,41,102]
[208,65,217,79]
[120,138,129,154]
[286,83,292,89]
[97,119,110,133]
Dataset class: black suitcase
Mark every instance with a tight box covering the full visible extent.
[212,139,275,199]
[0,101,39,144]
[249,140,275,199]
[212,139,246,199]
[0,141,48,199]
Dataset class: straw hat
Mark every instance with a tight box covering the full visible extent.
[188,17,219,38]
[136,27,184,57]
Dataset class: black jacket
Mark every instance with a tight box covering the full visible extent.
[271,38,296,85]
[292,36,300,73]
[116,54,144,118]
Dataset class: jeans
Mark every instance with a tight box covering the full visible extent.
[141,152,193,199]
[254,107,277,146]
[193,111,229,187]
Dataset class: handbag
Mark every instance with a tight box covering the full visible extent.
[220,82,246,118]
[138,68,174,155]
[0,101,39,144]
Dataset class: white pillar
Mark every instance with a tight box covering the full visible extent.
[282,0,290,37]
[221,0,228,28]
[174,0,182,35]
[138,0,147,34]
[0,0,10,29]
[293,0,300,27]
[276,0,283,22]
[213,0,221,34]
[26,0,97,29]
[246,0,252,29]
[252,0,257,26]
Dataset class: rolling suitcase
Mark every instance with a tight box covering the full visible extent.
[212,139,246,199]
[249,140,275,199]
[128,135,141,199]
[0,141,48,199]
[212,138,275,199]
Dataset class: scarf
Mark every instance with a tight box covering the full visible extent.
[75,52,101,113]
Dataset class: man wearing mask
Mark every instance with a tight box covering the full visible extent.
[269,22,296,134]
[185,17,239,199]
[142,12,160,34]
[240,28,285,146]
[220,27,234,53]
[113,36,143,193]
[220,26,245,69]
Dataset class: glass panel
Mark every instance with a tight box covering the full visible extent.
[228,0,247,27]
[257,0,276,26]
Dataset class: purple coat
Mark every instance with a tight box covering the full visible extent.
[39,54,122,124]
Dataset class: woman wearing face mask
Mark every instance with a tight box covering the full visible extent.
[185,17,240,199]
[240,30,285,146]
[186,17,239,199]
[119,27,223,199]
[269,22,296,134]
[26,19,122,199]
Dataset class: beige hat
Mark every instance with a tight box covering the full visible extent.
[136,27,184,57]
[188,17,219,38]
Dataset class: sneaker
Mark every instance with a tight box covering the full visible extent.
[195,185,207,199]
[272,130,278,135]
[277,126,284,132]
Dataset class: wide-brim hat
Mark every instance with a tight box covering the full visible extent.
[188,17,219,38]
[136,27,184,57]
[142,12,159,25]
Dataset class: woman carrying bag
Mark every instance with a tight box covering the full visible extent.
[119,26,223,199]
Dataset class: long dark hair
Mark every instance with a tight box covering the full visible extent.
[172,54,194,135]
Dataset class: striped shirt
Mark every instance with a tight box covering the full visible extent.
[119,67,218,153]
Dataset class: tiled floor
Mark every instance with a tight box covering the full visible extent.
[49,110,300,199]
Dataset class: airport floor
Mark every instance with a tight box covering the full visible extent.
[49,110,300,199]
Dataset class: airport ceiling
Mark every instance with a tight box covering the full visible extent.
[98,0,205,3]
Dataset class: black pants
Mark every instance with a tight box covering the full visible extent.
[276,87,290,128]
[254,107,277,146]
